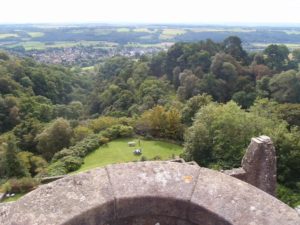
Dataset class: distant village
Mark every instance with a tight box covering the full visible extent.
[7,45,167,67]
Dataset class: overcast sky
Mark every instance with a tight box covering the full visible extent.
[1,0,300,25]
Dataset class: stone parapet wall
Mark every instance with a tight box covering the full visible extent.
[1,136,298,225]
[0,161,299,225]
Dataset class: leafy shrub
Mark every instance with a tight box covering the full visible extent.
[3,177,39,193]
[51,148,75,162]
[144,134,153,140]
[60,156,83,172]
[152,155,162,160]
[277,184,300,207]
[101,125,134,139]
[73,125,93,142]
[17,151,48,176]
[52,134,101,162]
[99,136,110,145]
[48,125,135,175]
[35,118,72,161]
[48,134,102,175]
[88,116,120,133]
[183,101,287,169]
[47,161,68,176]
[88,116,134,133]
[140,156,148,161]
[2,182,11,193]
[136,106,183,140]
[2,135,29,178]
[119,125,134,137]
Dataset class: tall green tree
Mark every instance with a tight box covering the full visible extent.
[3,135,27,178]
[292,48,300,63]
[223,36,248,64]
[136,105,183,140]
[269,70,300,103]
[264,44,289,71]
[181,94,212,125]
[177,70,201,100]
[183,101,286,168]
[35,118,72,161]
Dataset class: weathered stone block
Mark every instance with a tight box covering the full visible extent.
[242,136,277,196]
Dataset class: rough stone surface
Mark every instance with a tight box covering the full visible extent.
[41,175,67,184]
[1,161,299,225]
[223,168,247,181]
[190,167,298,225]
[222,135,277,196]
[241,135,277,196]
[106,161,200,220]
[0,168,114,225]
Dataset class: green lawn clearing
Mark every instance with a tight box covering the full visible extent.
[76,138,183,172]
[2,193,26,203]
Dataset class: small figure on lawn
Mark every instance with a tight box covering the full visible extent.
[133,149,142,155]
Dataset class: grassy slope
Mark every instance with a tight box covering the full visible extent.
[2,193,26,203]
[76,138,183,172]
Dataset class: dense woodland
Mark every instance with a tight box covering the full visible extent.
[0,36,300,206]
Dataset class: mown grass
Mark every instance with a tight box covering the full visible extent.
[2,193,26,203]
[76,138,183,172]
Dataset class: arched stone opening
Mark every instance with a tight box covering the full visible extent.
[64,197,231,225]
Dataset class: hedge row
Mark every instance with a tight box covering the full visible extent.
[47,125,134,176]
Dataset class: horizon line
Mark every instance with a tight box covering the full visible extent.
[0,21,300,28]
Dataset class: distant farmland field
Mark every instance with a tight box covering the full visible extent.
[0,33,18,39]
[27,32,44,38]
[160,28,187,39]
